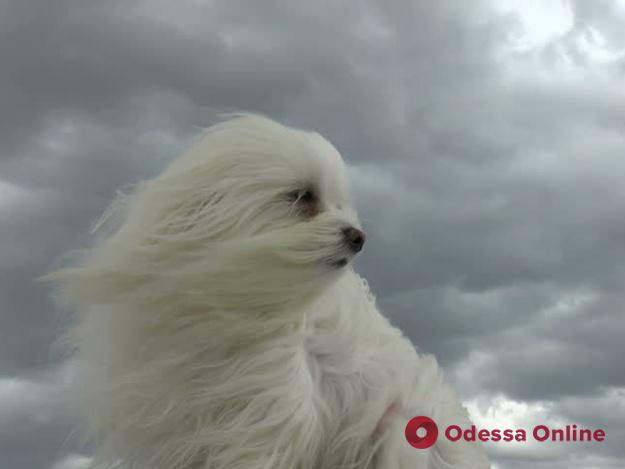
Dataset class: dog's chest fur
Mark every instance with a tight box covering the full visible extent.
[300,271,408,465]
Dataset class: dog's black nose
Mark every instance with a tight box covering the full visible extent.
[343,227,365,253]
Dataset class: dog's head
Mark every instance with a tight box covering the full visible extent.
[153,113,364,267]
[57,115,365,311]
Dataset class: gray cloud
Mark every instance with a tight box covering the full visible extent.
[0,364,89,469]
[1,0,624,467]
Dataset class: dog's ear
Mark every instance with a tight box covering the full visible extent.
[152,189,226,239]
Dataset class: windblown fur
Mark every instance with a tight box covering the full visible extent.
[47,114,489,468]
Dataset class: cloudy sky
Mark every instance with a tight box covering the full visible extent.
[2,0,625,467]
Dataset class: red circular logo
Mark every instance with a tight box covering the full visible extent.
[405,416,439,449]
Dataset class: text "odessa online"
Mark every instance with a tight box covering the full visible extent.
[405,416,606,450]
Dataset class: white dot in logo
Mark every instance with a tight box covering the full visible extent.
[416,427,427,438]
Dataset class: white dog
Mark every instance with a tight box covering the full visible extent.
[49,114,489,468]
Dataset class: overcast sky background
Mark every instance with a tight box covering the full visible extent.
[1,0,625,468]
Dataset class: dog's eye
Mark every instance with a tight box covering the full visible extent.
[299,190,315,203]
[287,188,316,203]
[286,188,319,217]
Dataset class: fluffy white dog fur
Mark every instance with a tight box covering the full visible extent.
[48,114,489,469]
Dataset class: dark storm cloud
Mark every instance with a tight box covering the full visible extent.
[444,290,625,400]
[1,0,624,468]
